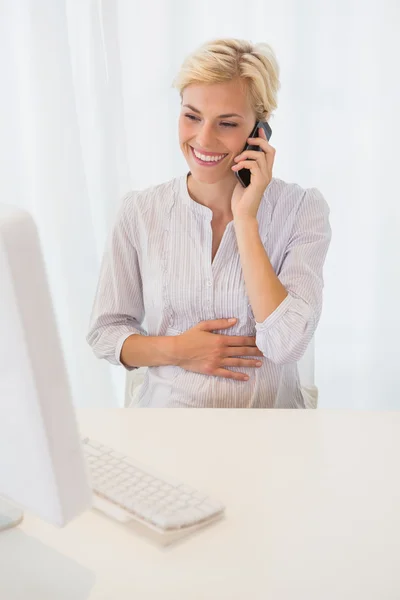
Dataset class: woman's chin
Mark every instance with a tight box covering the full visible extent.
[188,163,235,184]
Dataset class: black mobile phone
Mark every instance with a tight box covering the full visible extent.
[235,121,272,188]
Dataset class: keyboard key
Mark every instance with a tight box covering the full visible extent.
[84,445,102,457]
[110,452,125,459]
[178,485,196,495]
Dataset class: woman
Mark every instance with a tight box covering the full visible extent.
[87,38,332,408]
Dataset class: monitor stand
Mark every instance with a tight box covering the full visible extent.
[0,497,23,531]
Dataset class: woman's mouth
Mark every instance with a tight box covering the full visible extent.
[189,146,228,167]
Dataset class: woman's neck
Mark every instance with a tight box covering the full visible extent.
[187,173,235,220]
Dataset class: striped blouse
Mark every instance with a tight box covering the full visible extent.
[87,172,331,408]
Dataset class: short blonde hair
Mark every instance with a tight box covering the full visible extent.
[172,38,281,122]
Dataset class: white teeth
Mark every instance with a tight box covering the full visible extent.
[192,148,226,162]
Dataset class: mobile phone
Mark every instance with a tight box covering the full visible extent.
[235,121,272,188]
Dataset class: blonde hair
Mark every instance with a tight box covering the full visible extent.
[172,38,281,122]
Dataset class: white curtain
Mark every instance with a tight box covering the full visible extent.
[1,0,399,408]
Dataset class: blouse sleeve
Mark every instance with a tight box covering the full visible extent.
[86,192,147,371]
[254,187,332,364]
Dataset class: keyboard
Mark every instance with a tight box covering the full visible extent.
[82,437,225,533]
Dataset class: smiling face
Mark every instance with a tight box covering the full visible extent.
[178,78,257,184]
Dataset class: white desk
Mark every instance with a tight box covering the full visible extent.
[2,409,400,599]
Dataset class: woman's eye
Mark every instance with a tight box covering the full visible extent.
[184,114,237,128]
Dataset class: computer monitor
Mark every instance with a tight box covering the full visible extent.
[0,204,92,531]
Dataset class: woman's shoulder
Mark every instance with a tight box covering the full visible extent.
[119,177,178,218]
[266,177,329,217]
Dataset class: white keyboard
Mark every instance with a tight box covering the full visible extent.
[82,437,225,533]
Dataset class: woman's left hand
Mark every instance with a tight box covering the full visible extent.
[231,126,275,220]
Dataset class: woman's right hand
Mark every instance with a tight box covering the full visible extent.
[173,318,264,381]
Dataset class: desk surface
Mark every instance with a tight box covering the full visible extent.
[4,410,400,600]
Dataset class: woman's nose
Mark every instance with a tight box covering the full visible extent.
[196,124,215,149]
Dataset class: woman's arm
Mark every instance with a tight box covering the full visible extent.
[234,217,289,322]
[234,187,332,365]
[119,334,177,369]
[86,192,149,371]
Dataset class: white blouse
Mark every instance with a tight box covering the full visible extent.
[87,172,331,408]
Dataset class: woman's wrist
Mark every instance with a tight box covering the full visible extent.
[120,334,180,368]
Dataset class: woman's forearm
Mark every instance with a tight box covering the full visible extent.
[120,334,178,368]
[234,217,288,323]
